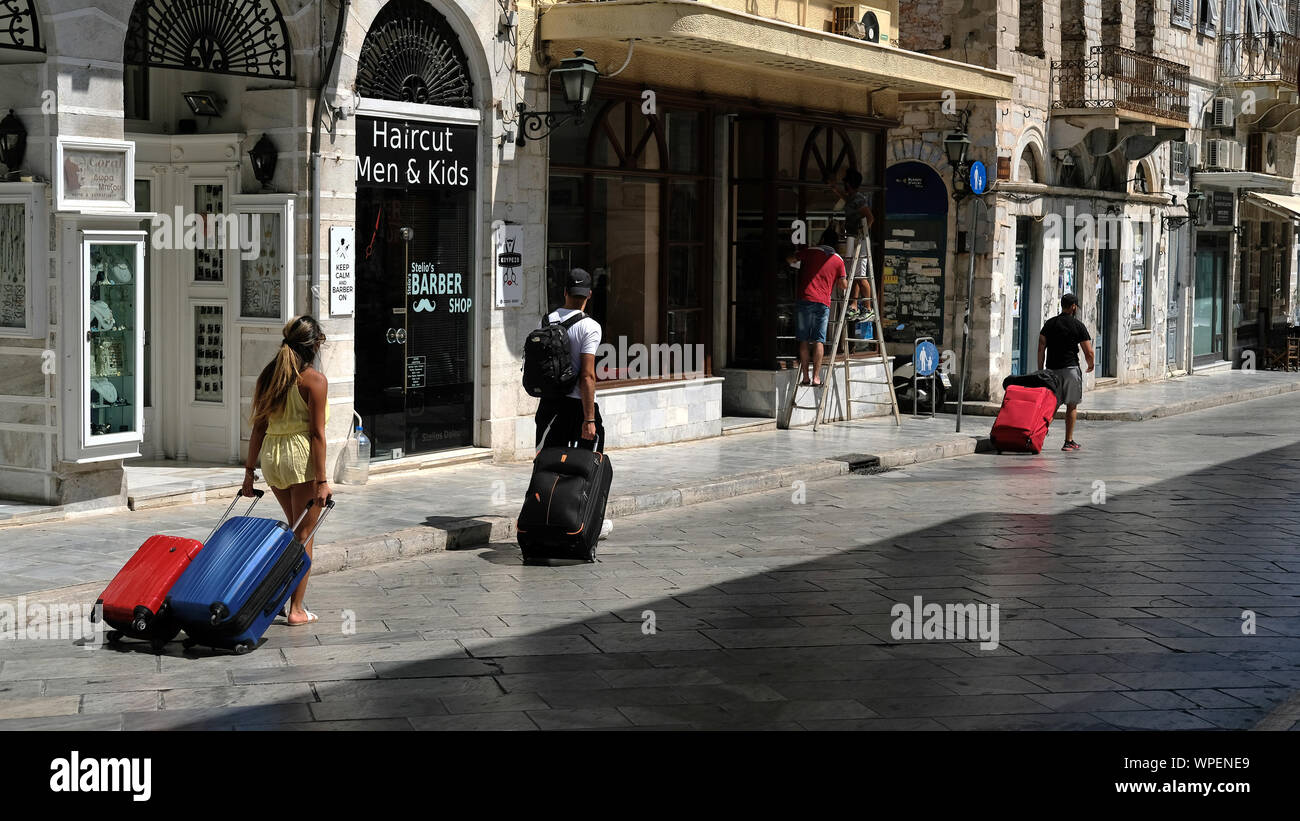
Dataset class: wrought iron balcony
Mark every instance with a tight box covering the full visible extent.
[1221,32,1300,85]
[1052,45,1190,123]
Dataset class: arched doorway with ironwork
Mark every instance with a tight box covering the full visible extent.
[122,0,298,464]
[351,0,481,460]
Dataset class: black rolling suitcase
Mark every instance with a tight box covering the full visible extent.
[517,439,612,563]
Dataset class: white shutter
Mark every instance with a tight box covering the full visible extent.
[1224,0,1242,32]
[1206,0,1221,31]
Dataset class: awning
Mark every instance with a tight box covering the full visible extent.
[537,0,1014,105]
[1245,191,1300,220]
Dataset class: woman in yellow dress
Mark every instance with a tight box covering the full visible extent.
[241,315,330,626]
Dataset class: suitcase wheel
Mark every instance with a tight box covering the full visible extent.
[131,617,149,634]
[106,630,123,644]
[234,641,255,655]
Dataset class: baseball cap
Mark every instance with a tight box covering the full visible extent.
[566,267,592,297]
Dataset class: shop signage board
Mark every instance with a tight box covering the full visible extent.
[494,222,523,307]
[1212,191,1234,226]
[883,162,949,344]
[56,138,135,211]
[329,226,355,316]
[355,116,476,190]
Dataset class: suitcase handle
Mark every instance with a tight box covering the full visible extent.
[567,434,600,452]
[206,489,265,543]
[290,496,336,544]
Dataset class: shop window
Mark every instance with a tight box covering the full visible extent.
[728,117,882,369]
[547,91,710,381]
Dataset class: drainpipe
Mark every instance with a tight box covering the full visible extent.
[310,0,349,315]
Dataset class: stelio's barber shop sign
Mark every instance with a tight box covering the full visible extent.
[356,116,476,189]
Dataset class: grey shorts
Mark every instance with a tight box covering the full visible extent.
[1052,365,1084,406]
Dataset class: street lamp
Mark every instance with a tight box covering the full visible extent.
[516,49,601,146]
[1164,189,1204,229]
[946,126,983,433]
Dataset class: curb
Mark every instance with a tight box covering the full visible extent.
[944,376,1300,422]
[0,434,989,613]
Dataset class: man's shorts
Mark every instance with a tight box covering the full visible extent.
[847,234,871,282]
[796,300,830,344]
[1052,365,1084,406]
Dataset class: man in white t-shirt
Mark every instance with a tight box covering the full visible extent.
[536,268,612,539]
[535,267,605,452]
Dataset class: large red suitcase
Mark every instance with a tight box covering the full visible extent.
[991,385,1059,454]
[93,491,264,652]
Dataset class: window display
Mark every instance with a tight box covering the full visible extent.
[88,242,137,437]
[240,212,282,319]
[195,183,225,282]
[0,202,25,328]
[194,304,224,403]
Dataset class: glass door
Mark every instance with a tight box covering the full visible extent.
[355,186,474,459]
[1193,240,1226,361]
[1012,217,1030,375]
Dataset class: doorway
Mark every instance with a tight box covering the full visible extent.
[1095,249,1118,377]
[133,136,242,464]
[354,185,476,460]
[1012,217,1033,376]
[1193,233,1228,364]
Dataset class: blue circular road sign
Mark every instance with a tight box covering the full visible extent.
[968,160,987,195]
[914,340,940,377]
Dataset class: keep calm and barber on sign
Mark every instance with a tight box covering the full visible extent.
[356,116,476,190]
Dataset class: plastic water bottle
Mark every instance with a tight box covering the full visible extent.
[337,416,371,485]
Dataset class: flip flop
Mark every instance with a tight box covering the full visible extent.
[811,380,823,388]
[286,609,318,627]
[800,378,811,386]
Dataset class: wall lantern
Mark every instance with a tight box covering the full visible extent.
[515,49,600,146]
[0,110,27,177]
[1165,189,1204,229]
[945,130,972,201]
[249,134,278,188]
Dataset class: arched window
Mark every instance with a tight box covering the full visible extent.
[1017,144,1041,183]
[124,0,293,79]
[0,0,42,53]
[356,0,473,107]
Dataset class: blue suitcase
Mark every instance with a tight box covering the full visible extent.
[169,497,334,654]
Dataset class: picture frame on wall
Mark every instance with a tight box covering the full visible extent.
[55,137,136,212]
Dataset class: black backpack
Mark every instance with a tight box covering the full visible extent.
[523,312,585,398]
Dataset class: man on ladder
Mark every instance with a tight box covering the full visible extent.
[783,227,849,388]
[832,168,876,328]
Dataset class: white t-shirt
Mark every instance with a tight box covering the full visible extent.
[543,308,602,399]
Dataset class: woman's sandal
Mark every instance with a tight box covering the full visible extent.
[286,609,318,627]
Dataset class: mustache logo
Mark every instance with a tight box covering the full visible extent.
[412,299,437,313]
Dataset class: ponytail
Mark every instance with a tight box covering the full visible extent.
[250,316,325,430]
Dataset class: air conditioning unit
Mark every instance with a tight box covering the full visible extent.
[1248,132,1278,174]
[1212,96,1235,128]
[1205,139,1242,170]
[832,5,894,46]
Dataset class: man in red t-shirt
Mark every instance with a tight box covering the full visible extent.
[784,227,848,387]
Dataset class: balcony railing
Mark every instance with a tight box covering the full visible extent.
[1220,32,1300,85]
[1052,45,1190,123]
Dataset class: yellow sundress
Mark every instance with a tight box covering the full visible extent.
[259,382,330,489]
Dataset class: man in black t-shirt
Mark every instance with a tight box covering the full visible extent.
[1037,293,1095,452]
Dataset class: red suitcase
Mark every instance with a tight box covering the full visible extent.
[991,385,1059,454]
[93,491,264,651]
